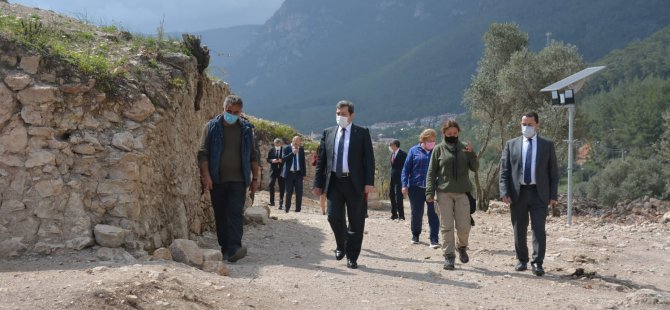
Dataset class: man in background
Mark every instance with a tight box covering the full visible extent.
[388,139,407,220]
[282,136,306,213]
[267,138,285,209]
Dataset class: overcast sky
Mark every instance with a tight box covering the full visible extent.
[12,0,284,33]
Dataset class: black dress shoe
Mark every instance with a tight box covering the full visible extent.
[531,263,545,276]
[390,215,398,220]
[399,217,405,220]
[347,259,358,269]
[335,250,345,261]
[515,261,528,271]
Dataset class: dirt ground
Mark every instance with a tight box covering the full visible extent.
[1,190,670,310]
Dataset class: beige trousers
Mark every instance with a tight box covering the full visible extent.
[435,192,471,256]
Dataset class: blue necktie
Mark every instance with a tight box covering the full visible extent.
[336,128,346,177]
[524,138,532,184]
[293,150,298,171]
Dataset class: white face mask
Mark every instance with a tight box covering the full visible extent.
[336,115,349,128]
[275,146,282,151]
[388,146,394,153]
[522,125,536,139]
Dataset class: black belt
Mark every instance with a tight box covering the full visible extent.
[520,184,536,189]
[332,172,350,178]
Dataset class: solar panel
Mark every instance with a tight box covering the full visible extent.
[540,66,606,92]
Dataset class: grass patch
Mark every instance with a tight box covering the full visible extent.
[169,77,186,89]
[0,10,193,94]
[249,117,300,143]
[100,25,118,33]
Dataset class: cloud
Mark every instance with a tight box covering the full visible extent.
[12,0,284,33]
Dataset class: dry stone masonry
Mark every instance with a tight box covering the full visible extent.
[0,37,231,257]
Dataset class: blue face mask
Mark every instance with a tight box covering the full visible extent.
[224,112,239,124]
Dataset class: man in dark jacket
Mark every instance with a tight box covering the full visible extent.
[282,136,306,213]
[198,95,259,263]
[267,138,285,209]
[388,140,407,220]
[313,100,375,269]
[499,112,558,276]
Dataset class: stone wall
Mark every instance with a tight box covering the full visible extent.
[0,38,229,257]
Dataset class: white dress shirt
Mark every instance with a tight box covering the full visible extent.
[522,134,537,185]
[333,123,352,173]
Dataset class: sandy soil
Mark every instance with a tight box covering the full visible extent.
[1,190,670,309]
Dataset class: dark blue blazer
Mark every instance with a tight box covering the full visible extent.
[281,146,306,178]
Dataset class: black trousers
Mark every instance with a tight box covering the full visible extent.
[210,182,246,257]
[327,174,366,262]
[510,186,548,264]
[389,180,404,218]
[268,170,285,206]
[284,171,303,212]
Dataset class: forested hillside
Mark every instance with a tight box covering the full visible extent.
[218,0,670,131]
[576,25,670,205]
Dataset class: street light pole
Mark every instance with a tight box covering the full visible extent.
[541,66,605,226]
[567,105,575,225]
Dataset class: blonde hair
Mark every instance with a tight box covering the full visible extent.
[419,129,437,142]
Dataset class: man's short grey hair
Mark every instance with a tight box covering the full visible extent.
[224,95,243,108]
[273,138,282,144]
[336,100,354,114]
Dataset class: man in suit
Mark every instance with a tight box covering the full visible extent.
[313,100,375,269]
[282,136,306,213]
[267,138,285,209]
[499,112,558,276]
[388,140,407,220]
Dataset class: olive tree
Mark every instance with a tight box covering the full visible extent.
[464,23,584,209]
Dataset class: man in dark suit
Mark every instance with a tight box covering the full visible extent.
[282,136,306,213]
[388,139,407,220]
[266,138,285,209]
[499,112,558,276]
[313,100,375,269]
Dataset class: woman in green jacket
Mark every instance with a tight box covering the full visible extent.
[426,120,478,270]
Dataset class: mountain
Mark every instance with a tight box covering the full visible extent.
[197,25,261,76]
[218,0,670,132]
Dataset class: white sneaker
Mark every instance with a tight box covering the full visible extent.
[429,242,440,249]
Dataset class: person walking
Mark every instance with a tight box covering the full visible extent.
[401,129,440,249]
[388,140,407,220]
[197,95,259,263]
[313,100,375,269]
[282,136,306,213]
[499,112,558,276]
[267,138,285,209]
[425,120,478,270]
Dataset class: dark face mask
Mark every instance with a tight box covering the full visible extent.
[445,136,458,144]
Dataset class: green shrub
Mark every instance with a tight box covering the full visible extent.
[584,156,666,206]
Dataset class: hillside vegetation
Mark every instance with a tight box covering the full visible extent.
[220,0,670,131]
